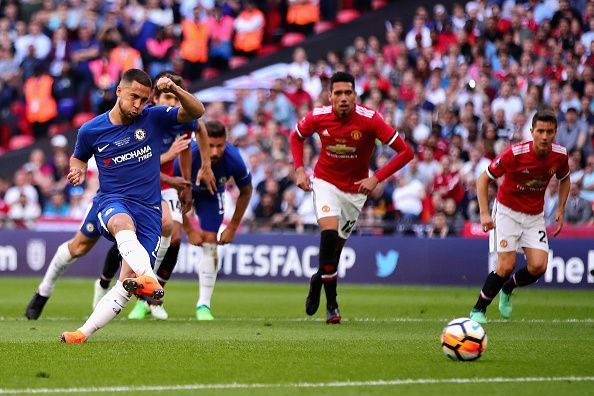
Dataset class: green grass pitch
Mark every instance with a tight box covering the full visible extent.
[1,277,593,395]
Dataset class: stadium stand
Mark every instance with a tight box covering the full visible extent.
[0,0,592,235]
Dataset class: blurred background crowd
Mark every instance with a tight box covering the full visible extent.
[0,0,592,235]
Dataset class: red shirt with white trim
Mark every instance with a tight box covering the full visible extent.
[160,130,192,190]
[487,141,569,215]
[296,104,398,193]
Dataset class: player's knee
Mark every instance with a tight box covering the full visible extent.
[170,235,181,246]
[496,258,516,277]
[529,261,547,277]
[108,214,134,234]
[170,223,182,246]
[68,239,92,258]
[161,217,173,236]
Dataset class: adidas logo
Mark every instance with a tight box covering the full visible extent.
[521,169,530,174]
[321,129,330,137]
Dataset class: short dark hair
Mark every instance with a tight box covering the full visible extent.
[153,70,184,97]
[531,109,558,129]
[120,68,152,88]
[205,120,227,138]
[330,71,355,91]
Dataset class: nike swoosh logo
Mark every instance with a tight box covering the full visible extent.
[98,144,109,152]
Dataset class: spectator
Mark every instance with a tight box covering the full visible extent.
[233,1,265,57]
[180,6,209,81]
[564,183,593,225]
[14,21,50,63]
[556,107,588,154]
[7,192,40,228]
[427,211,453,238]
[392,174,424,222]
[43,189,69,217]
[491,80,523,126]
[23,64,58,139]
[206,5,234,71]
[286,0,319,36]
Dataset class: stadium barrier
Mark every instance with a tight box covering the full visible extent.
[0,230,592,288]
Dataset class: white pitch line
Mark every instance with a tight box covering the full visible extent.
[2,316,594,324]
[0,376,593,394]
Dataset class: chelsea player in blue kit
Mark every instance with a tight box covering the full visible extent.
[61,69,205,343]
[178,120,252,320]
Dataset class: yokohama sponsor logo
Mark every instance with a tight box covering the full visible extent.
[112,145,152,164]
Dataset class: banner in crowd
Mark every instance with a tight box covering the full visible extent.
[0,231,592,288]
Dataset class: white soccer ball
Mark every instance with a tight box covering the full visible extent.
[440,317,487,361]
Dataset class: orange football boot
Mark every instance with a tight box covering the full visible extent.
[60,330,88,343]
[122,275,165,299]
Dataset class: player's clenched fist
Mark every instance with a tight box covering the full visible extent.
[156,76,177,93]
[295,168,312,191]
[480,212,495,232]
[67,167,85,186]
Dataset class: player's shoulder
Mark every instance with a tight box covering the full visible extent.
[354,104,377,119]
[311,105,333,117]
[78,112,107,135]
[509,141,531,156]
[224,143,244,161]
[551,143,568,157]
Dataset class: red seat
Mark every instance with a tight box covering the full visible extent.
[372,0,387,10]
[202,67,220,80]
[336,9,360,24]
[257,44,280,57]
[281,32,306,47]
[229,56,249,69]
[48,123,71,137]
[8,134,34,151]
[72,113,95,129]
[314,21,335,34]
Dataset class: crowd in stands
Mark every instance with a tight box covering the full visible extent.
[1,0,594,236]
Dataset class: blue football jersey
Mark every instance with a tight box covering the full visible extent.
[174,140,252,196]
[73,106,190,206]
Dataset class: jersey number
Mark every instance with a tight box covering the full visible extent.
[538,230,546,243]
[217,193,224,215]
[341,220,357,235]
[168,200,180,212]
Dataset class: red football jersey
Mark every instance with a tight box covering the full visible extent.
[296,104,398,193]
[487,141,569,215]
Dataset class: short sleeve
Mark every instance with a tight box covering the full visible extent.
[371,112,398,145]
[149,106,181,131]
[486,147,514,180]
[229,147,252,188]
[73,125,93,162]
[295,112,315,138]
[556,155,570,180]
[168,119,197,138]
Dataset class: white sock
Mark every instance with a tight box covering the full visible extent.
[197,243,218,308]
[79,281,130,337]
[38,242,76,297]
[154,235,171,271]
[114,230,156,279]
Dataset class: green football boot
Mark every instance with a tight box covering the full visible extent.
[195,305,214,321]
[498,291,512,319]
[469,309,488,324]
[127,300,150,320]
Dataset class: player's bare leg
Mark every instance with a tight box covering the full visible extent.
[471,251,515,323]
[61,261,136,343]
[196,231,218,320]
[26,232,99,320]
[499,248,548,319]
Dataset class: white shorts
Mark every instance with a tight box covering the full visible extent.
[312,177,367,239]
[489,201,548,254]
[161,188,183,224]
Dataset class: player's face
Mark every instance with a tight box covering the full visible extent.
[209,136,226,163]
[154,92,180,107]
[531,120,557,155]
[116,81,151,119]
[329,82,356,118]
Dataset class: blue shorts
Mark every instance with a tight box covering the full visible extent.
[79,197,101,239]
[194,191,224,233]
[96,197,162,266]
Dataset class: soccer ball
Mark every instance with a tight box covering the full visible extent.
[440,317,487,361]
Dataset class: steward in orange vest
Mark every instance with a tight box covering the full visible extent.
[233,2,265,55]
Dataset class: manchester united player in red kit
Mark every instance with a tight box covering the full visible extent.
[290,72,413,323]
[470,110,570,324]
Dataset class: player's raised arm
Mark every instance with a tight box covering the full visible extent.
[155,76,205,123]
